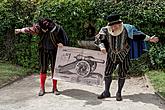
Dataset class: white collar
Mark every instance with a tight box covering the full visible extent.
[50,26,56,32]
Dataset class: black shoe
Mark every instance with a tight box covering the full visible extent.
[116,92,122,101]
[52,88,61,95]
[38,89,45,96]
[97,92,110,99]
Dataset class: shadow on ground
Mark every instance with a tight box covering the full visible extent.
[62,89,165,109]
[123,93,165,109]
[62,89,102,105]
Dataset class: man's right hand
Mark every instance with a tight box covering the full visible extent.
[15,29,21,34]
[100,48,107,54]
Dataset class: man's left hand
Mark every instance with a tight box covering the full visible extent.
[149,36,159,43]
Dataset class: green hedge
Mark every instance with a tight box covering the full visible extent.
[0,0,165,72]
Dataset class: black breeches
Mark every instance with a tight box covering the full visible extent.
[104,54,130,78]
[39,49,57,74]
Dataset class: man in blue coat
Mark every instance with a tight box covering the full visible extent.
[95,13,158,101]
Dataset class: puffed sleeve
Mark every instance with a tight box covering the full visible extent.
[94,27,107,49]
[20,24,40,35]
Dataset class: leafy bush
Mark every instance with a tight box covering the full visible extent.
[0,0,165,72]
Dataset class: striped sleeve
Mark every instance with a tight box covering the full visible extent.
[20,24,40,35]
[94,27,107,49]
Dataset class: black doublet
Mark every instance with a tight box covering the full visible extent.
[95,27,131,78]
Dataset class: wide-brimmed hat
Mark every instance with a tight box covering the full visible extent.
[107,13,122,26]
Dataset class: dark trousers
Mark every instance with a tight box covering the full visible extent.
[103,54,130,95]
[105,54,130,78]
[39,48,57,77]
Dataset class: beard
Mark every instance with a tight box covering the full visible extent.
[107,22,123,36]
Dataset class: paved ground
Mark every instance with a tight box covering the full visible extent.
[0,75,165,110]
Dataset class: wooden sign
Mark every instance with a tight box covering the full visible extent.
[53,46,107,86]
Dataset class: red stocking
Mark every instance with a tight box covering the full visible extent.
[53,79,57,91]
[40,73,46,90]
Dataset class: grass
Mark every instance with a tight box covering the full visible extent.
[146,70,165,98]
[0,61,31,87]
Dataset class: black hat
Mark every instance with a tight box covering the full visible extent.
[107,13,122,26]
[38,18,55,31]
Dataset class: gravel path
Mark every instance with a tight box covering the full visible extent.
[0,75,164,110]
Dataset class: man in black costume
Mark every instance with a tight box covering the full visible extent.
[95,13,158,101]
[15,18,68,96]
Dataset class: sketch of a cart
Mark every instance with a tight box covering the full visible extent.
[56,54,105,77]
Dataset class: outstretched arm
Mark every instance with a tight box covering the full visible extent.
[133,34,159,43]
[130,25,159,43]
[15,24,40,35]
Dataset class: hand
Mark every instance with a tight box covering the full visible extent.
[100,48,106,54]
[15,29,21,34]
[149,36,159,43]
[57,43,64,48]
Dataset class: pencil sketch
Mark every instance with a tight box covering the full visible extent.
[53,46,107,86]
